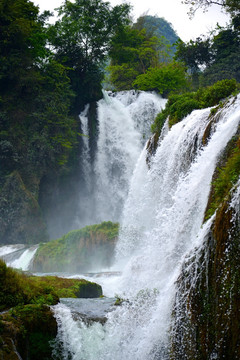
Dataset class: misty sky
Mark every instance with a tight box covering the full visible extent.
[34,0,230,41]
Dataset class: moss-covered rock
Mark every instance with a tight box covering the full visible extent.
[0,263,58,359]
[29,275,103,299]
[0,261,103,359]
[0,259,103,313]
[32,221,119,273]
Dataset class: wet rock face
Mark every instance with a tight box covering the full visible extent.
[170,193,240,360]
[169,115,240,359]
[146,133,159,167]
[0,171,48,245]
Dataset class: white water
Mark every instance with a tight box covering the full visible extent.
[0,244,25,257]
[53,95,240,359]
[0,244,39,271]
[77,90,166,227]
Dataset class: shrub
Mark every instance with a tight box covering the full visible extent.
[133,62,188,95]
[152,79,239,135]
[202,79,238,106]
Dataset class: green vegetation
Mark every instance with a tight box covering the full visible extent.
[0,304,57,360]
[28,275,103,298]
[0,257,103,358]
[174,16,240,89]
[205,136,240,220]
[183,0,240,18]
[151,79,239,134]
[32,221,119,273]
[0,258,59,311]
[107,15,181,91]
[133,62,188,95]
[0,255,103,359]
[48,0,131,111]
[0,258,103,311]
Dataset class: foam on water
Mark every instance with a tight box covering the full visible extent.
[76,90,166,227]
[53,95,240,359]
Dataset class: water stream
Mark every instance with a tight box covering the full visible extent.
[76,90,166,227]
[0,244,39,271]
[52,96,240,359]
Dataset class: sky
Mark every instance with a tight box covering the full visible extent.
[33,0,230,41]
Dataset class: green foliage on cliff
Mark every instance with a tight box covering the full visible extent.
[205,136,240,220]
[32,221,119,273]
[151,79,239,134]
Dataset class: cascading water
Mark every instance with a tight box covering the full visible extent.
[76,90,166,227]
[52,95,240,359]
[0,244,39,271]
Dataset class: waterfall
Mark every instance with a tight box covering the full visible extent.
[53,95,240,359]
[77,90,166,227]
[0,244,39,271]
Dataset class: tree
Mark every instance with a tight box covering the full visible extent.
[182,0,240,18]
[108,18,175,91]
[107,63,139,90]
[109,26,145,66]
[174,37,212,72]
[133,15,179,56]
[0,0,48,97]
[174,21,240,87]
[0,0,78,175]
[48,0,131,111]
[200,25,240,85]
[108,26,156,90]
